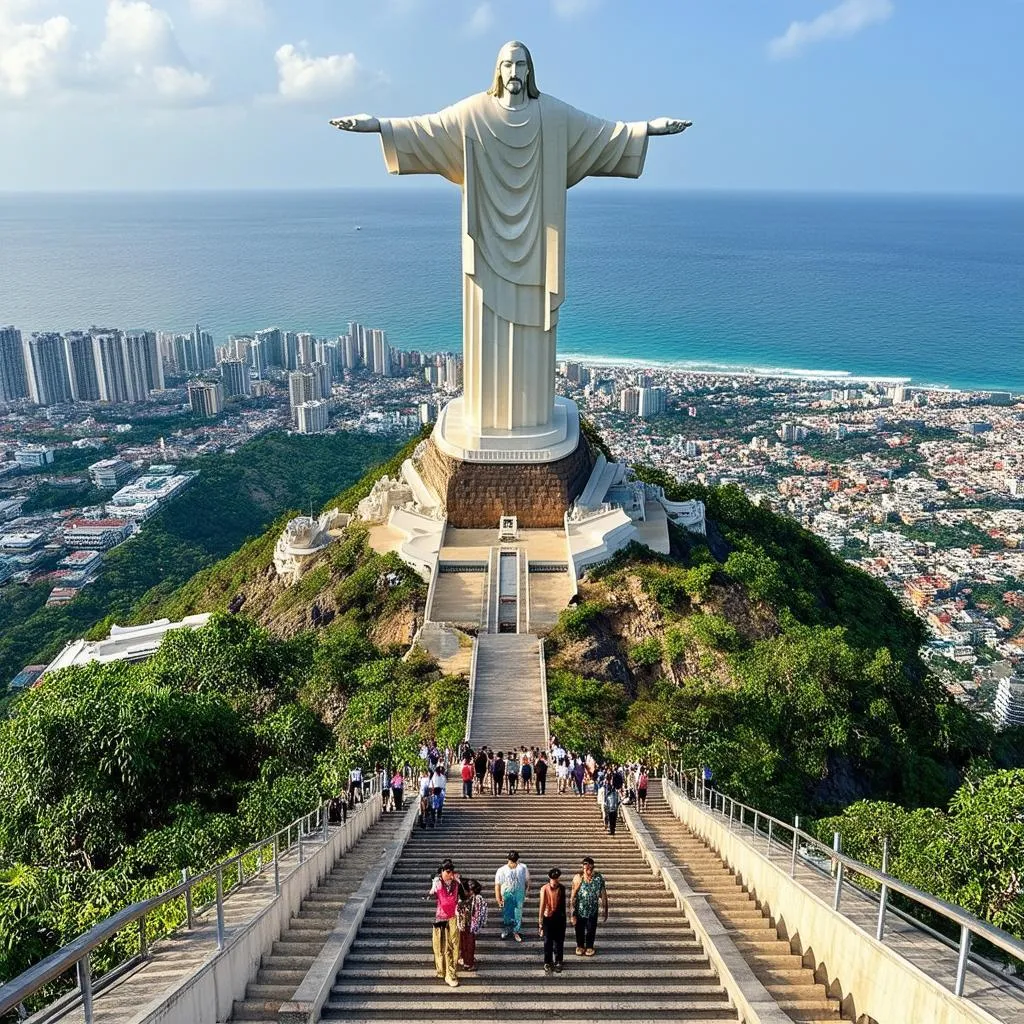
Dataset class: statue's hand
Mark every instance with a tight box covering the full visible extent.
[648,117,692,136]
[329,114,381,133]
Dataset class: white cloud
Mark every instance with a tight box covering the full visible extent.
[152,63,210,101]
[188,0,265,26]
[465,2,493,36]
[0,3,74,99]
[769,0,893,60]
[551,0,599,19]
[90,0,211,103]
[275,43,361,102]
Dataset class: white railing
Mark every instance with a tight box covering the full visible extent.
[666,766,1024,1003]
[0,780,381,1024]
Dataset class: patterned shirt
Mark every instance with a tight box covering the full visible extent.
[574,873,605,918]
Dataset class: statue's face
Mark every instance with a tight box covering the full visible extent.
[498,44,529,96]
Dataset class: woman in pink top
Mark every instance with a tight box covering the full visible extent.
[429,858,461,987]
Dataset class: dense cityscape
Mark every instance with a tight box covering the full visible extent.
[1,320,1021,728]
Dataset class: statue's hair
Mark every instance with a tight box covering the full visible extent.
[487,40,540,99]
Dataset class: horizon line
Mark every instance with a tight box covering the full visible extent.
[2,185,1024,200]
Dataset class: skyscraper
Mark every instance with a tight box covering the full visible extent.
[288,368,324,424]
[618,387,639,415]
[284,331,301,370]
[370,329,390,377]
[24,332,72,406]
[254,327,284,369]
[122,331,163,400]
[297,333,315,367]
[296,399,330,434]
[249,335,268,379]
[219,358,251,398]
[341,333,360,370]
[63,332,101,402]
[92,332,129,402]
[187,380,224,417]
[637,386,667,418]
[0,326,29,402]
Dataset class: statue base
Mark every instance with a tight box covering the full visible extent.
[418,432,594,529]
[432,396,580,464]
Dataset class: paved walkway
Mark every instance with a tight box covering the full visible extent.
[667,780,1024,1024]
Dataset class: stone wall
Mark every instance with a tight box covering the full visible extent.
[418,437,594,529]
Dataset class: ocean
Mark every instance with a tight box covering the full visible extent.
[1,189,1022,392]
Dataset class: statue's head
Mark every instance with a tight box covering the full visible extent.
[487,40,540,100]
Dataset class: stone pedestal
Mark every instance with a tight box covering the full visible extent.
[418,435,594,529]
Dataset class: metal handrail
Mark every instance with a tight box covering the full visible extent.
[666,765,1024,999]
[0,778,381,1022]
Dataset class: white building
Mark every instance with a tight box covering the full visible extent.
[296,399,330,434]
[106,472,196,519]
[14,446,54,468]
[219,358,251,398]
[63,518,133,550]
[187,380,224,417]
[994,677,1024,729]
[24,333,72,406]
[89,458,135,489]
[42,614,212,677]
[0,326,29,402]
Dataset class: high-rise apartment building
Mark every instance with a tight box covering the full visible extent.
[92,332,128,402]
[123,331,163,400]
[0,326,29,402]
[63,332,101,402]
[341,333,360,370]
[219,358,251,398]
[254,327,284,369]
[370,329,390,377]
[187,380,224,417]
[249,335,268,379]
[284,331,301,370]
[638,386,667,418]
[297,333,315,367]
[24,332,73,406]
[296,400,330,434]
[619,387,639,415]
[444,355,461,389]
[288,367,326,424]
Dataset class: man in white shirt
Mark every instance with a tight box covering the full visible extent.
[494,850,530,941]
[347,765,363,808]
[430,765,447,824]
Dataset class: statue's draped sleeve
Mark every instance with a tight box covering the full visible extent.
[379,104,466,184]
[563,105,649,188]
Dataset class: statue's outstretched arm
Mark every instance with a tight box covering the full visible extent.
[329,114,381,133]
[647,118,692,136]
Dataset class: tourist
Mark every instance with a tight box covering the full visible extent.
[457,878,487,972]
[429,859,461,987]
[474,746,488,792]
[347,764,363,809]
[572,759,585,797]
[537,867,567,974]
[430,763,447,824]
[636,765,649,812]
[417,767,432,829]
[506,749,519,793]
[494,850,530,942]
[535,751,548,795]
[702,764,714,800]
[461,757,474,798]
[520,752,533,794]
[603,783,621,835]
[570,857,607,956]
[491,751,506,796]
[556,755,569,794]
[390,768,404,811]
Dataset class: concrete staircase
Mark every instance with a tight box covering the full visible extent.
[467,633,547,750]
[228,809,410,1023]
[642,783,842,1023]
[319,782,736,1022]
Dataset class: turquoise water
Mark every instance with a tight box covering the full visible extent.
[1,189,1022,390]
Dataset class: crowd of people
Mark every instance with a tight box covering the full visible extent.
[418,733,655,987]
[428,851,609,987]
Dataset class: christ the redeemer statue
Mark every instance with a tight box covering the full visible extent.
[332,40,690,456]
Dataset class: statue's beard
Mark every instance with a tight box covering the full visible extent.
[505,78,523,94]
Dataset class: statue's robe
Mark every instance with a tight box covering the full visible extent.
[380,92,648,433]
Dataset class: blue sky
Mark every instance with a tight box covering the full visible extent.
[0,0,1021,192]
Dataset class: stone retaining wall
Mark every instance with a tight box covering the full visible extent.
[418,436,593,528]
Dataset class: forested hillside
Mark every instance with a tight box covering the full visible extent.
[0,431,398,688]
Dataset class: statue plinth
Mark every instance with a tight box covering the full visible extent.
[432,396,580,464]
[419,422,594,529]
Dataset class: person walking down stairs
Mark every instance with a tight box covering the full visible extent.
[494,850,530,942]
[456,878,487,972]
[538,867,567,974]
[429,859,461,988]
[570,856,608,956]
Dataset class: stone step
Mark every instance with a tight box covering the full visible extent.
[321,997,735,1016]
[335,966,719,981]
